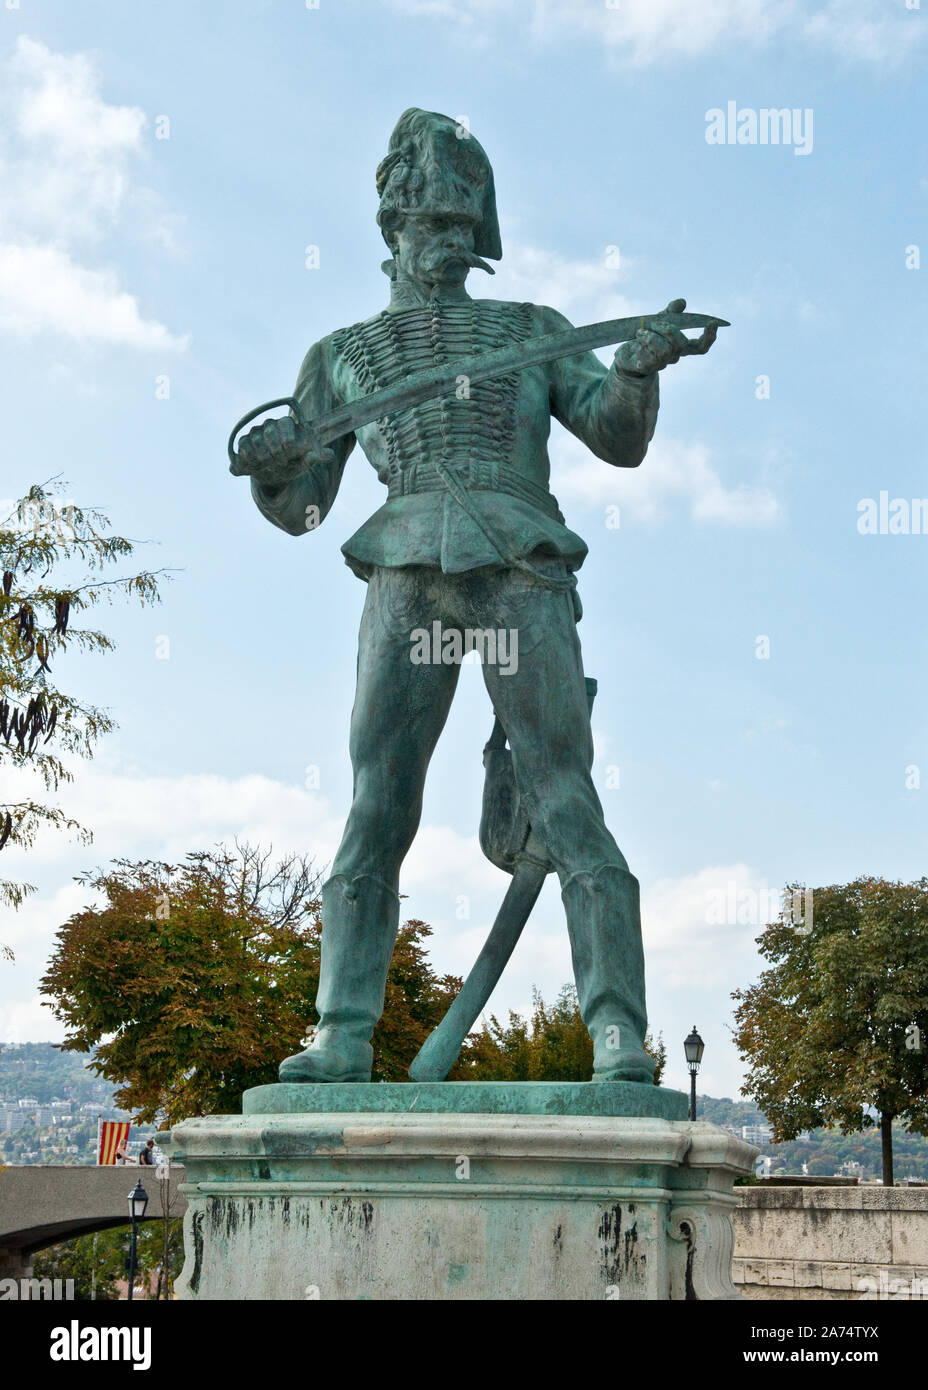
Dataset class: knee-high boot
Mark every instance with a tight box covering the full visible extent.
[279,872,400,1083]
[561,863,656,1083]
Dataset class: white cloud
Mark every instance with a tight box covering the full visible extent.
[0,762,505,1039]
[488,240,634,323]
[0,880,88,1044]
[387,0,923,65]
[800,0,925,64]
[1,762,499,899]
[0,994,66,1047]
[11,37,145,158]
[0,37,187,351]
[531,0,786,65]
[387,0,472,14]
[0,244,188,351]
[551,431,781,526]
[1,879,89,960]
[3,765,343,869]
[643,863,777,988]
[488,245,779,533]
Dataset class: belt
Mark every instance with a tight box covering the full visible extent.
[387,459,564,523]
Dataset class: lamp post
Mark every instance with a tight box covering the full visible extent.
[126,1179,149,1301]
[684,1026,705,1122]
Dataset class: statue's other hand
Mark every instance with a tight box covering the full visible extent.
[614,298,719,376]
[235,414,334,487]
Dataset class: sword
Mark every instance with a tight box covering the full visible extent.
[408,677,599,1083]
[407,853,549,1082]
[228,307,729,471]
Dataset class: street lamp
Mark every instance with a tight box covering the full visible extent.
[684,1026,705,1122]
[126,1179,149,1301]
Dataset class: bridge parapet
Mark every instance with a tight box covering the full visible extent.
[0,1164,186,1259]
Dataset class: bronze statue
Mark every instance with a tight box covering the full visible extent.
[230,109,725,1086]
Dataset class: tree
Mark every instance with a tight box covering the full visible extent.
[33,1219,183,1300]
[0,480,167,936]
[40,842,476,1124]
[732,877,928,1185]
[465,983,666,1084]
[33,1227,124,1300]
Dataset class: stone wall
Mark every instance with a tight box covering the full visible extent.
[0,1245,33,1282]
[733,1184,928,1300]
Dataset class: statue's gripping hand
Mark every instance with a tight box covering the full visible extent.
[613,298,719,377]
[233,415,336,490]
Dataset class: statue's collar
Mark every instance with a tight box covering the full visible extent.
[386,272,472,311]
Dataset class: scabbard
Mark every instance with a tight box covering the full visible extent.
[407,858,548,1082]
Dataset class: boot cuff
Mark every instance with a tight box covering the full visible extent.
[560,863,639,896]
[323,873,400,905]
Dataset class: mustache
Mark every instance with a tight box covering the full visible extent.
[428,248,495,275]
[462,250,495,275]
[381,249,497,282]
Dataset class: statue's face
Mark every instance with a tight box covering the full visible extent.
[391,212,477,289]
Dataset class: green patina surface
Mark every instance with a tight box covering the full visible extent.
[229,109,726,1093]
[242,1080,688,1120]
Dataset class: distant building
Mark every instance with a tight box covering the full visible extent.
[742,1125,773,1146]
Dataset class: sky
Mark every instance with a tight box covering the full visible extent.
[0,0,925,1102]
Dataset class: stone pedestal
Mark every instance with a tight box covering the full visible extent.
[166,1082,755,1300]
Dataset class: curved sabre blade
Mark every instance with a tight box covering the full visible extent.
[408,859,548,1082]
[229,308,731,466]
[314,310,730,447]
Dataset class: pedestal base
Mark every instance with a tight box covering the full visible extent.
[167,1083,755,1300]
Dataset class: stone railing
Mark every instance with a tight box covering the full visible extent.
[733,1184,928,1300]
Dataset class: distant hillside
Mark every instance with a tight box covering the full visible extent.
[699,1093,928,1181]
[698,1096,767,1129]
[0,1041,108,1104]
[4,1044,928,1180]
[0,1042,156,1166]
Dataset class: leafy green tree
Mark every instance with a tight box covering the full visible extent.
[41,842,475,1123]
[33,1227,124,1300]
[33,1219,183,1300]
[465,984,666,1084]
[732,877,928,1185]
[0,480,166,934]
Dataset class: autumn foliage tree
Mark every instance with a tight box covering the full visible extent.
[464,984,666,1084]
[732,877,928,1185]
[40,842,475,1124]
[0,480,166,933]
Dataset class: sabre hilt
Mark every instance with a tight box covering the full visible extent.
[227,396,309,473]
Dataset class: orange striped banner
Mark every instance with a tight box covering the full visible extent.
[98,1120,131,1165]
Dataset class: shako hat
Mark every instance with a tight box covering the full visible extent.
[376,108,502,261]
